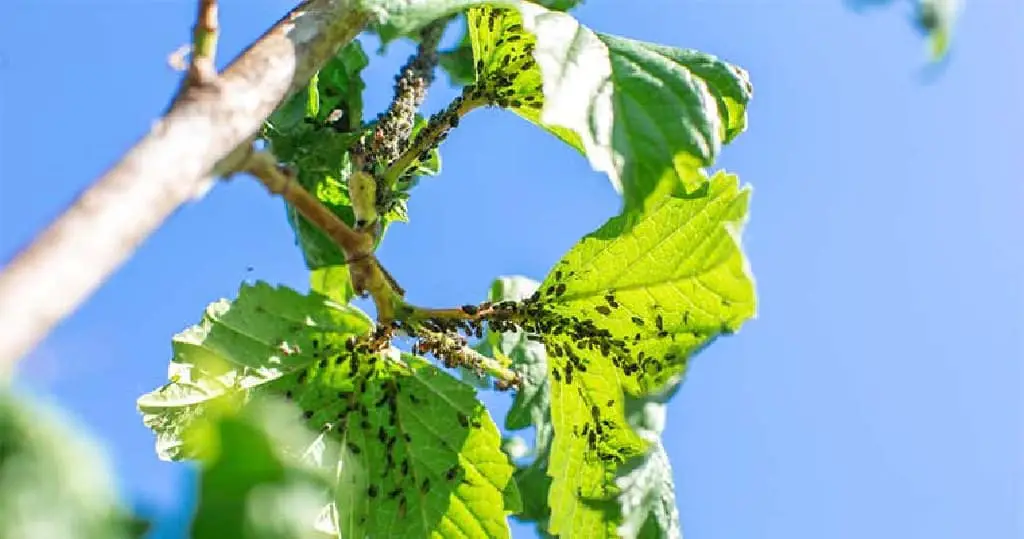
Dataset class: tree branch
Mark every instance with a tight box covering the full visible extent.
[242,150,405,322]
[0,0,372,380]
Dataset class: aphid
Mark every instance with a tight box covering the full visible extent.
[564,362,574,384]
[551,368,561,382]
[445,465,460,481]
[334,355,345,365]
[409,394,420,404]
[607,399,615,407]
[461,304,479,316]
[420,478,431,493]
[361,420,371,430]
[457,412,470,428]
[297,370,307,384]
[284,390,293,400]
[368,485,378,498]
[347,442,362,455]
[387,488,401,499]
[303,410,314,420]
[449,114,460,128]
[398,496,408,518]
[554,270,562,280]
[595,305,611,316]
[378,427,387,443]
[555,283,566,296]
[319,358,328,369]
[655,314,664,332]
[401,459,409,476]
[631,316,645,326]
[591,405,600,421]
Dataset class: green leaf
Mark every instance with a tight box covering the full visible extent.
[488,277,549,439]
[615,441,681,539]
[512,458,554,535]
[525,171,754,537]
[310,265,357,305]
[475,276,558,535]
[139,282,518,537]
[0,391,138,539]
[539,170,756,396]
[269,353,516,538]
[464,3,752,213]
[189,402,334,539]
[439,19,477,86]
[466,6,585,151]
[136,281,373,461]
[316,40,370,131]
[264,41,371,269]
[267,41,368,134]
[615,397,680,539]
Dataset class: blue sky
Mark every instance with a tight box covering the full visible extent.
[1,1,1021,538]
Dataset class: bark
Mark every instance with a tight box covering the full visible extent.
[0,0,371,379]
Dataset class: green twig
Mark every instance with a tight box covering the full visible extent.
[417,330,522,390]
[382,92,489,188]
[188,0,220,85]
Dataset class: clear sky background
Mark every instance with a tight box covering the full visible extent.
[1,1,1021,538]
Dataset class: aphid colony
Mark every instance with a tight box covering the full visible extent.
[271,334,479,524]
[570,401,629,467]
[468,7,545,112]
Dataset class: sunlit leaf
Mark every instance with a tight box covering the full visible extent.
[539,170,756,397]
[136,281,372,461]
[464,3,751,213]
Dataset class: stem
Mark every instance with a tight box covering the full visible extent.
[418,330,522,390]
[188,0,220,85]
[367,20,447,169]
[0,0,371,379]
[244,152,366,255]
[402,302,498,323]
[383,94,488,188]
[243,151,405,322]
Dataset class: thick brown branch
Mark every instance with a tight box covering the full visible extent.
[0,0,371,379]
